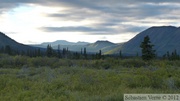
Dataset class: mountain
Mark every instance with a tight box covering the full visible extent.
[40,40,89,46]
[119,26,180,56]
[32,40,118,54]
[41,40,74,46]
[33,40,90,48]
[0,32,36,52]
[32,40,90,52]
[87,41,115,49]
[86,40,118,53]
[76,41,90,45]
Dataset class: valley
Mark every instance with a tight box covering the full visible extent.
[1,26,180,101]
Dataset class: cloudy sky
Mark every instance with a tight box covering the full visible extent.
[0,0,180,44]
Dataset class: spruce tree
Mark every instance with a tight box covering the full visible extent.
[99,50,102,59]
[140,35,155,60]
[57,45,61,58]
[84,48,87,59]
[119,50,122,58]
[37,48,41,56]
[46,44,53,57]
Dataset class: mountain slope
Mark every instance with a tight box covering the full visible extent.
[0,32,36,52]
[86,41,118,53]
[104,43,124,55]
[120,26,180,56]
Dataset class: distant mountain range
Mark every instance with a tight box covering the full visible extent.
[1,26,180,56]
[32,40,118,54]
[40,40,90,46]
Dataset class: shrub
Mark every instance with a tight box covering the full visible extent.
[120,58,147,68]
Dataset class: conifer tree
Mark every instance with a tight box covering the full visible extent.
[140,35,155,60]
[84,48,87,59]
[119,50,122,58]
[46,44,53,57]
[81,48,83,55]
[37,48,41,56]
[57,45,61,58]
[98,50,102,59]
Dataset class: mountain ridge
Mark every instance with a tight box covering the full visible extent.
[32,40,118,54]
[119,26,180,56]
[0,32,36,52]
[2,26,180,56]
[41,40,90,46]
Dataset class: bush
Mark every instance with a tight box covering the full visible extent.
[120,58,147,68]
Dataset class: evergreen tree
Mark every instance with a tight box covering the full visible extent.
[169,49,180,60]
[34,49,38,57]
[81,48,83,55]
[99,50,102,59]
[26,50,31,57]
[57,45,61,58]
[84,48,87,59]
[67,47,69,52]
[119,50,122,58]
[46,44,53,57]
[62,48,66,57]
[37,48,41,56]
[140,35,155,60]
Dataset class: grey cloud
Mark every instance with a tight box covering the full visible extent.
[1,0,180,8]
[40,25,147,35]
[1,0,180,36]
[46,1,180,23]
[47,8,99,21]
[40,26,115,35]
[1,0,180,12]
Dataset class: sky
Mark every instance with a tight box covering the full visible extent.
[0,0,180,44]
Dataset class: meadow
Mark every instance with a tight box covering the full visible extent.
[0,54,180,101]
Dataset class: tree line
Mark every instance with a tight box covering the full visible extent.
[1,36,180,61]
[0,45,104,60]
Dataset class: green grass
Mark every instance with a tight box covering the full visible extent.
[0,54,180,100]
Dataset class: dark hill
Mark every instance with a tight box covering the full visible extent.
[0,32,37,52]
[120,26,180,56]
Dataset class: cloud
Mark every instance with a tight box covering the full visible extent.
[1,1,180,20]
[1,0,179,14]
[40,26,115,35]
[40,25,147,36]
[43,1,180,26]
[1,0,180,43]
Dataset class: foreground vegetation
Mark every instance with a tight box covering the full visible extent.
[0,54,180,101]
